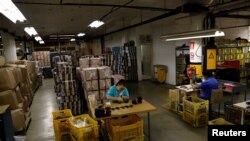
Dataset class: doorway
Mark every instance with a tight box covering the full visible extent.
[141,43,153,80]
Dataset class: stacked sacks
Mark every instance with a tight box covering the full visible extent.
[0,67,31,132]
[32,51,51,67]
[79,57,102,69]
[80,66,112,111]
[52,55,72,68]
[98,66,112,100]
[80,67,99,102]
[53,62,82,115]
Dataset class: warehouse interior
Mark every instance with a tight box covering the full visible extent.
[0,0,250,141]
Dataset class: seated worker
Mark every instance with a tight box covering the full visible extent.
[196,71,219,100]
[106,79,129,103]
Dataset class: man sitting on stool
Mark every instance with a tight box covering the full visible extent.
[196,71,219,100]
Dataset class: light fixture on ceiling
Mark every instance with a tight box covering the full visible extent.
[49,34,75,37]
[77,33,86,37]
[24,27,38,36]
[160,29,225,41]
[70,38,76,42]
[35,36,42,41]
[89,20,104,28]
[39,40,45,44]
[0,0,26,23]
[49,37,71,40]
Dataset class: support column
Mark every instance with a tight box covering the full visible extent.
[1,32,17,62]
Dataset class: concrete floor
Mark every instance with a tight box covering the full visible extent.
[26,79,250,141]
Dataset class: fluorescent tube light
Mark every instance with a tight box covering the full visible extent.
[35,36,42,41]
[89,20,104,28]
[39,40,44,44]
[49,34,75,37]
[70,38,76,42]
[24,27,38,36]
[77,33,85,37]
[160,29,225,41]
[0,0,26,23]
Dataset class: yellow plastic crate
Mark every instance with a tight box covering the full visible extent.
[69,114,99,141]
[169,89,179,102]
[109,114,143,141]
[52,109,73,141]
[55,133,71,141]
[208,118,233,125]
[52,109,73,120]
[183,96,208,115]
[183,112,208,127]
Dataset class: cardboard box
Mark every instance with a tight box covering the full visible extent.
[20,83,33,105]
[0,90,19,110]
[0,67,18,91]
[11,109,26,132]
[17,65,28,83]
[15,85,24,102]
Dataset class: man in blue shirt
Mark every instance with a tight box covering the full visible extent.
[198,71,218,100]
[106,79,129,102]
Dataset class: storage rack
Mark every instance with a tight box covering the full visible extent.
[175,46,189,86]
[216,42,250,79]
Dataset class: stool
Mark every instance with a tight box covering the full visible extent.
[210,89,224,117]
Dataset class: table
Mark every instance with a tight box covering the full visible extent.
[176,84,200,114]
[93,100,157,141]
[217,79,247,104]
[176,84,200,93]
[233,101,250,125]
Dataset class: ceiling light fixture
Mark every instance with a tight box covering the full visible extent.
[24,27,38,36]
[0,0,26,23]
[160,29,225,41]
[35,36,42,41]
[77,33,86,37]
[70,38,76,42]
[49,34,75,37]
[39,40,44,44]
[89,20,104,28]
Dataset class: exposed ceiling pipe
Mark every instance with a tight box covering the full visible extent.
[14,2,174,12]
[217,14,250,19]
[100,0,134,21]
[103,11,179,37]
[212,0,250,13]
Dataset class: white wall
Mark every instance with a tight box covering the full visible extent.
[104,14,250,85]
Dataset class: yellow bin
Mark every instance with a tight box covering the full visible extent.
[154,65,167,83]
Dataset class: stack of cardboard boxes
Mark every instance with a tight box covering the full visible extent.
[32,51,51,67]
[0,66,32,132]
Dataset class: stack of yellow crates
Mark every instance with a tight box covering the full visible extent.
[182,96,209,127]
[52,109,73,141]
